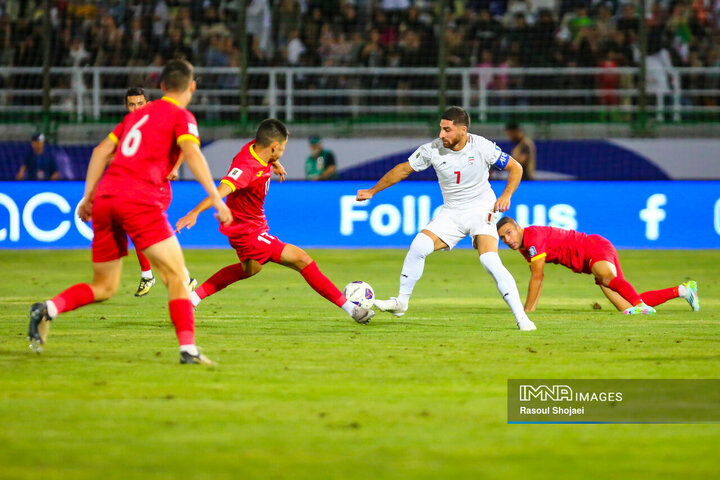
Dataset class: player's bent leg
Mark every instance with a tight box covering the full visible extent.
[192,260,260,307]
[280,244,374,324]
[475,235,535,330]
[376,231,442,317]
[28,259,122,352]
[592,261,655,315]
[599,285,632,311]
[142,237,214,364]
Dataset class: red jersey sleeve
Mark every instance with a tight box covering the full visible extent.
[174,109,200,146]
[107,120,125,145]
[220,159,254,192]
[522,227,548,263]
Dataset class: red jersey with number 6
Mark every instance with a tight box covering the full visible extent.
[218,140,273,237]
[97,96,200,204]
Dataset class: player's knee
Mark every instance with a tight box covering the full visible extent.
[479,251,502,272]
[91,282,117,301]
[242,261,262,276]
[409,233,435,258]
[596,274,615,287]
[295,252,313,270]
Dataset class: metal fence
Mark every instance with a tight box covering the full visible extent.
[1,66,719,124]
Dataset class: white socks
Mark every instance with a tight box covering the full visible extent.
[341,300,356,315]
[479,252,526,321]
[398,233,435,304]
[190,291,201,307]
[141,269,153,280]
[180,344,199,356]
[677,283,687,297]
[46,300,58,319]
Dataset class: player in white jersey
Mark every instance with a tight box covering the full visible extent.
[356,107,536,330]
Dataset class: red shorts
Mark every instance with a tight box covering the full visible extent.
[228,230,286,265]
[584,234,625,283]
[91,195,174,263]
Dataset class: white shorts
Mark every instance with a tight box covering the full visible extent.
[424,204,499,250]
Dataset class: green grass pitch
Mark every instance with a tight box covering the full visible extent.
[1,248,718,479]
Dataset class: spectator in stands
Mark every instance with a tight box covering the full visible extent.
[505,122,536,181]
[15,133,59,181]
[305,136,337,180]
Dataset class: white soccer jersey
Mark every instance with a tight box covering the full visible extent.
[408,133,509,209]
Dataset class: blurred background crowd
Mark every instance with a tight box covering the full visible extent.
[1,0,718,73]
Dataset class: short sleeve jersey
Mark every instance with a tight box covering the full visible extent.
[520,226,591,273]
[408,133,509,209]
[218,141,273,237]
[98,96,199,203]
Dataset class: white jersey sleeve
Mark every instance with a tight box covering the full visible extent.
[472,134,509,171]
[408,142,434,172]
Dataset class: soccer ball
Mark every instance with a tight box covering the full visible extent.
[343,281,375,309]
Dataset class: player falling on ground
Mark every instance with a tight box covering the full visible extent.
[496,217,700,314]
[27,59,232,364]
[121,87,196,297]
[175,119,375,324]
[356,106,536,331]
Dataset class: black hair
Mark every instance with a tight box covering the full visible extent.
[256,118,289,147]
[161,59,194,92]
[441,106,470,127]
[505,121,520,131]
[125,87,148,101]
[496,216,518,230]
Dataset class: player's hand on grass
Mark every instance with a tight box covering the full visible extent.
[166,169,179,181]
[77,198,93,222]
[356,189,373,201]
[494,194,512,212]
[214,202,232,226]
[175,212,198,232]
[272,162,287,182]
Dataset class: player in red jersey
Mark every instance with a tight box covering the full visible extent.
[496,217,700,315]
[27,60,232,365]
[175,119,375,324]
[120,87,196,297]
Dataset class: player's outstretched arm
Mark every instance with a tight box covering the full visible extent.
[179,139,232,226]
[525,256,545,312]
[78,137,116,222]
[494,157,523,212]
[356,161,414,200]
[175,179,233,232]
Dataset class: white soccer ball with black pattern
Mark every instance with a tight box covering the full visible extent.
[343,281,375,309]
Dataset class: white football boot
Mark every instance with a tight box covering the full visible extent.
[373,297,408,317]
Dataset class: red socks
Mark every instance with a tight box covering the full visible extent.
[137,250,151,271]
[169,298,195,346]
[51,283,95,314]
[196,263,249,300]
[608,277,643,306]
[640,286,679,307]
[300,261,346,307]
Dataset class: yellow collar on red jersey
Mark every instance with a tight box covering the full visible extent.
[161,96,180,106]
[249,144,268,166]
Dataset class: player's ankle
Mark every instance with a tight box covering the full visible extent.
[179,344,199,356]
[190,291,202,307]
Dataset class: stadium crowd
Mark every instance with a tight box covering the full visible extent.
[0,0,718,106]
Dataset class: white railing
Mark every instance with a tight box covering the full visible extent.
[1,66,719,122]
